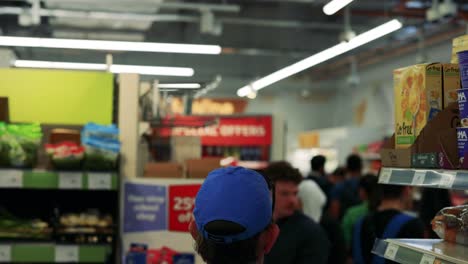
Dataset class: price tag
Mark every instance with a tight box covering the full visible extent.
[88,173,112,190]
[412,171,426,185]
[439,171,456,188]
[380,168,392,184]
[0,245,11,262]
[59,172,82,189]
[419,254,436,264]
[384,243,399,260]
[0,170,22,188]
[55,245,78,262]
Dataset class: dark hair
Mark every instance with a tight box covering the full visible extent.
[263,161,302,185]
[332,166,346,179]
[194,221,273,264]
[359,174,378,195]
[346,154,363,173]
[311,155,326,171]
[381,184,405,199]
[194,231,259,264]
[359,174,381,211]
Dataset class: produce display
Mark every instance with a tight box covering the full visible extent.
[82,123,120,171]
[45,141,85,170]
[432,205,468,245]
[57,211,114,244]
[0,208,51,240]
[0,122,42,168]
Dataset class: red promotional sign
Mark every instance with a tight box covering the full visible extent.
[168,184,202,232]
[162,116,272,146]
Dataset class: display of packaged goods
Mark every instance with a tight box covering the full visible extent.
[458,89,468,126]
[45,141,85,170]
[82,123,119,142]
[126,244,191,264]
[82,123,120,171]
[442,64,460,108]
[432,205,468,245]
[457,127,468,163]
[458,50,468,89]
[394,63,442,149]
[0,122,42,168]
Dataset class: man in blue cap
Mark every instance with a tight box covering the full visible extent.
[189,166,280,264]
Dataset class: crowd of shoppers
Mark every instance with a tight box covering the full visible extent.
[191,154,452,264]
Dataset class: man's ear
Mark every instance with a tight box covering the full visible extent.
[261,223,279,254]
[189,220,198,240]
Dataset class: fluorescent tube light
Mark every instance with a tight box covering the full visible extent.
[158,83,201,89]
[13,60,194,77]
[159,89,178,92]
[13,60,107,71]
[323,0,355,15]
[109,65,193,76]
[0,36,222,55]
[237,19,402,97]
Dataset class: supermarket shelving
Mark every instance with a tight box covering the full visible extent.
[372,239,468,264]
[374,167,468,264]
[378,167,468,190]
[0,169,118,190]
[0,243,111,263]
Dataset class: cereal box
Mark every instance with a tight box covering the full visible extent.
[442,64,460,108]
[394,63,442,149]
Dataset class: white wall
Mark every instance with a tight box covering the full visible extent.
[245,93,334,158]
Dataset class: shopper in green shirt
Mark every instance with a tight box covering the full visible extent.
[341,174,380,249]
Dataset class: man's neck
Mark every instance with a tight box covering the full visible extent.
[378,199,404,211]
[348,172,360,178]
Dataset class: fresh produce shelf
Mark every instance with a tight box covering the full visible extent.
[0,170,118,190]
[378,167,468,190]
[0,243,111,263]
[372,239,468,264]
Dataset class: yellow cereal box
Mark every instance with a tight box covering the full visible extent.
[442,64,460,108]
[394,63,442,149]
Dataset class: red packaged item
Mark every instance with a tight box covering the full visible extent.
[45,141,85,170]
[146,247,179,264]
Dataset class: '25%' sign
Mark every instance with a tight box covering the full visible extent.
[168,184,201,232]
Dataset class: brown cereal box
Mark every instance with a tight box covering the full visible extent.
[394,63,442,149]
[442,64,460,108]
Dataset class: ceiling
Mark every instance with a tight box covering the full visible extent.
[0,0,467,96]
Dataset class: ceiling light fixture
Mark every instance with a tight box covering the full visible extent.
[159,89,178,92]
[323,0,355,15]
[0,36,222,55]
[13,60,194,77]
[237,19,402,97]
[158,83,201,89]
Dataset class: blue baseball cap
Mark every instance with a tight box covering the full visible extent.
[193,166,272,244]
